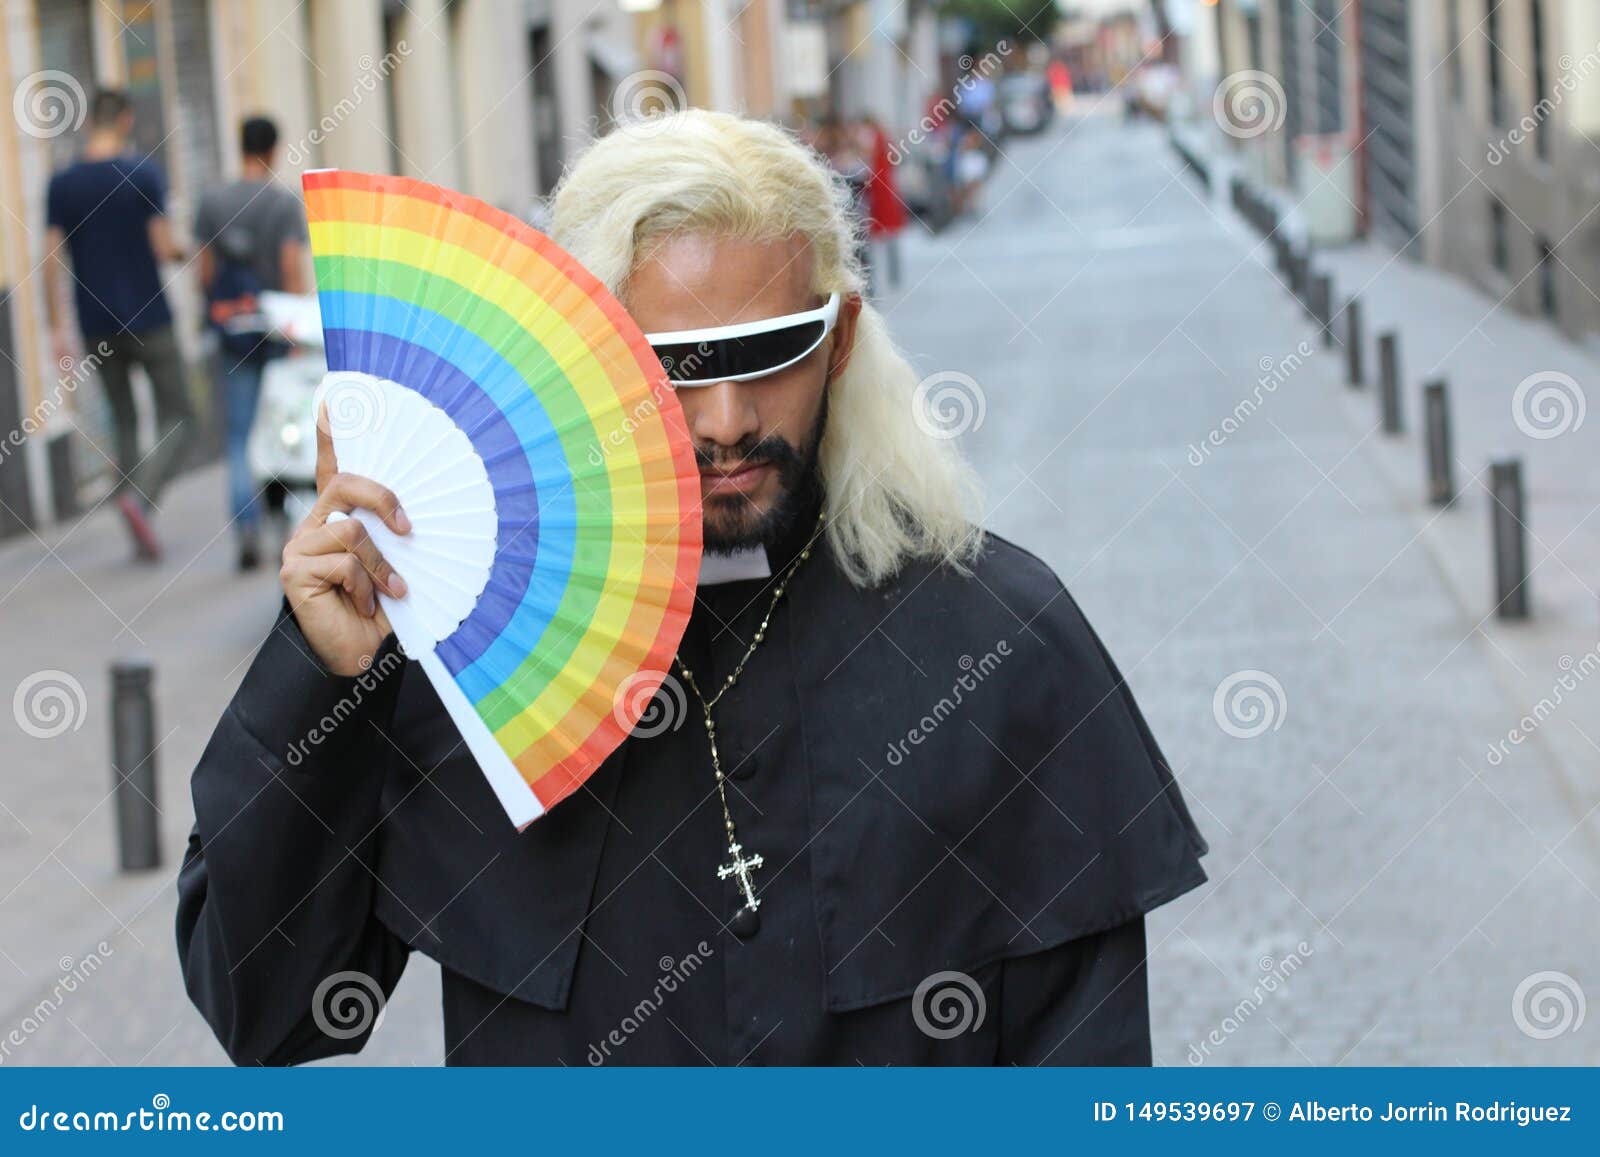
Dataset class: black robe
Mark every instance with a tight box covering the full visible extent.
[175,513,1207,1065]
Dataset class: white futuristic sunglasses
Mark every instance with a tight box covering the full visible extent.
[643,292,842,387]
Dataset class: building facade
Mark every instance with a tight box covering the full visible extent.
[1431,0,1600,340]
[1206,0,1600,343]
[0,0,841,535]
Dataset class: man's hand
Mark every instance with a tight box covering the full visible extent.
[281,406,410,676]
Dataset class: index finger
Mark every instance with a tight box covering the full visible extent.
[312,473,411,536]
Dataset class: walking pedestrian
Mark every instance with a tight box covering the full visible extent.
[953,129,992,217]
[194,115,310,571]
[860,115,907,292]
[1047,58,1075,115]
[44,89,192,560]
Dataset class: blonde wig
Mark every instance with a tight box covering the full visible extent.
[548,108,983,588]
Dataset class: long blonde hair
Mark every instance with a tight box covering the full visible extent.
[548,108,982,588]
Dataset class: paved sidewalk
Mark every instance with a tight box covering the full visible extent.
[1315,241,1600,794]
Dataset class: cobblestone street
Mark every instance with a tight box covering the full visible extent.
[2,108,1597,1066]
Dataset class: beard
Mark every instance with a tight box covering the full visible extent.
[698,393,827,555]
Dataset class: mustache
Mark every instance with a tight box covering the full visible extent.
[694,435,804,475]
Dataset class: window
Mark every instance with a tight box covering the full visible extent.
[1531,0,1549,160]
[1490,197,1510,274]
[1537,241,1558,318]
[1486,0,1504,127]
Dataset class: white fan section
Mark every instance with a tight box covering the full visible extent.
[315,371,497,654]
[314,372,544,828]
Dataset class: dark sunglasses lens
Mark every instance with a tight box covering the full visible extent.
[653,320,825,383]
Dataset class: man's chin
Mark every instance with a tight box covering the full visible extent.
[701,496,773,555]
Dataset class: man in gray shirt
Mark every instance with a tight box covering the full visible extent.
[194,115,308,571]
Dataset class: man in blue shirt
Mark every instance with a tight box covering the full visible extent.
[44,89,192,561]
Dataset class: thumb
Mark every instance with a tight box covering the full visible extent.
[315,400,336,492]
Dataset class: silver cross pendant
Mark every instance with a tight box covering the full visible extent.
[717,841,765,911]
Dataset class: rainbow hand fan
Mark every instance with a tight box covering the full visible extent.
[304,169,701,829]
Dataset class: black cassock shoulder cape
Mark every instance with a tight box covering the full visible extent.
[177,531,1207,1064]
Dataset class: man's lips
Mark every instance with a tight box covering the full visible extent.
[699,461,773,496]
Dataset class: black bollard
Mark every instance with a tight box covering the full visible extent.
[1489,458,1530,620]
[1313,274,1334,344]
[1378,332,1403,432]
[1290,250,1309,302]
[1345,298,1365,385]
[111,659,161,871]
[1424,380,1454,505]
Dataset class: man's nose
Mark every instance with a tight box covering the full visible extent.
[684,380,761,447]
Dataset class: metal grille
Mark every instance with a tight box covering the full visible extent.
[1276,0,1301,186]
[1360,0,1419,248]
[171,0,223,224]
[36,0,94,170]
[1312,0,1344,133]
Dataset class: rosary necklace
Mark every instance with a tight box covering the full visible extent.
[674,513,822,937]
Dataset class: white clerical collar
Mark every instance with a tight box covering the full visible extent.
[697,545,772,586]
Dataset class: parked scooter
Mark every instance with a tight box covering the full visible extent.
[241,291,326,538]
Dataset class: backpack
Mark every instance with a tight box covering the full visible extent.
[206,225,270,361]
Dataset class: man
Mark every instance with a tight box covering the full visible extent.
[177,111,1206,1065]
[45,89,191,560]
[194,115,310,571]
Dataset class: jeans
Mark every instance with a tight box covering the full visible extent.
[94,325,193,508]
[222,355,265,532]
